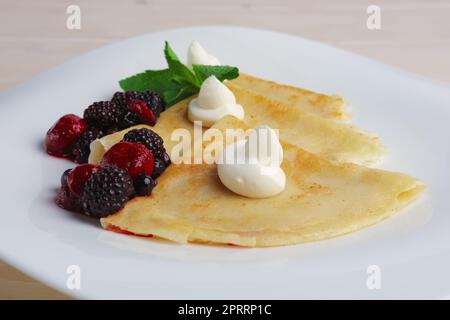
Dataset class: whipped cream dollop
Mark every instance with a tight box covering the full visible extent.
[187,41,221,68]
[217,125,286,198]
[188,75,244,127]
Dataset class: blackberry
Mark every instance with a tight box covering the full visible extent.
[122,128,166,160]
[133,174,156,196]
[119,109,142,129]
[72,127,104,163]
[112,91,165,117]
[151,158,166,179]
[105,126,119,135]
[83,101,124,129]
[80,166,134,218]
[161,152,171,166]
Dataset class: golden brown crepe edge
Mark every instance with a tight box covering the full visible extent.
[231,73,350,121]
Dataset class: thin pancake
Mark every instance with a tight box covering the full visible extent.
[89,85,383,165]
[101,118,423,247]
[231,73,349,121]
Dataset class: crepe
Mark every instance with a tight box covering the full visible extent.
[231,73,349,121]
[226,82,383,165]
[89,84,384,165]
[101,117,423,247]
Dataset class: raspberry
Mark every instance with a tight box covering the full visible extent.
[122,128,166,160]
[67,164,100,196]
[112,91,165,117]
[133,174,156,196]
[72,127,104,163]
[101,142,154,179]
[83,101,123,129]
[46,114,86,158]
[81,166,134,218]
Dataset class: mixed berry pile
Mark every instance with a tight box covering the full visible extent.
[46,91,171,218]
[45,91,164,163]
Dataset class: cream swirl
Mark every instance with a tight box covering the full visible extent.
[187,41,221,68]
[188,75,244,127]
[217,125,286,198]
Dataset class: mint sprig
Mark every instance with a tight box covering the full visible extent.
[192,64,239,83]
[119,41,239,107]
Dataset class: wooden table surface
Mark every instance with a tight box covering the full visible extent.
[1,0,449,299]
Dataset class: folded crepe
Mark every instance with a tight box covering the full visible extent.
[231,73,349,121]
[100,116,424,247]
[89,84,384,165]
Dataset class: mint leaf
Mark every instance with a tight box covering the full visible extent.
[192,65,239,83]
[164,41,180,64]
[164,41,199,88]
[119,69,176,92]
[169,60,199,88]
[119,68,196,106]
[163,86,198,106]
[118,41,240,107]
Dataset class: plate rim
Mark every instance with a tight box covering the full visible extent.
[0,25,448,299]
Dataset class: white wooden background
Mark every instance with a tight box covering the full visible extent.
[0,0,449,299]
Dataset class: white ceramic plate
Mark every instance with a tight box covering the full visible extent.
[1,26,449,299]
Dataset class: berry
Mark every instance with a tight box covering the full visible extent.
[119,112,139,129]
[80,166,134,218]
[105,126,119,135]
[151,158,166,179]
[61,168,71,187]
[45,114,86,158]
[83,101,123,129]
[119,100,156,128]
[67,164,100,196]
[161,152,171,166]
[72,127,104,163]
[112,91,165,117]
[101,142,154,179]
[122,128,166,160]
[73,127,104,161]
[56,185,82,212]
[133,174,157,196]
